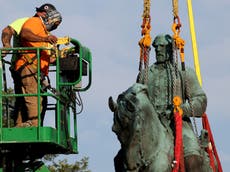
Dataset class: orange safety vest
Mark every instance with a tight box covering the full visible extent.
[15,17,50,76]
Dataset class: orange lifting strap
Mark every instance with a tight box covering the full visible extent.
[139,0,152,51]
[172,16,185,71]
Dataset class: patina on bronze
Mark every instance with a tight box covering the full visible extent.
[109,34,215,172]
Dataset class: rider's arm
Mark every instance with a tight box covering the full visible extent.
[181,68,207,117]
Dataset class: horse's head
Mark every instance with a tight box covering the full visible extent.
[109,83,181,171]
[109,83,156,170]
[109,83,150,142]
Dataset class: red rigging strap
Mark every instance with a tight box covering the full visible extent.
[172,96,185,172]
[202,114,223,172]
[172,111,184,172]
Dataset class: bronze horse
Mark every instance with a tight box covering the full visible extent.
[109,83,214,172]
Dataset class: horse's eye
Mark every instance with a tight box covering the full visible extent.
[126,101,135,112]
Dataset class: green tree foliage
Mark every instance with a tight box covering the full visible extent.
[44,155,91,172]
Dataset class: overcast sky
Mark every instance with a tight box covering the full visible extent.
[1,0,230,171]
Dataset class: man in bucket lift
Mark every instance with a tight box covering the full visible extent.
[13,3,62,127]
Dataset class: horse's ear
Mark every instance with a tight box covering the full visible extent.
[108,96,117,112]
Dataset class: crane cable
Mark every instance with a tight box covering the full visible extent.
[137,0,152,84]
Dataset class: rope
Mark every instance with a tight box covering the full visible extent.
[143,49,150,84]
[138,0,152,84]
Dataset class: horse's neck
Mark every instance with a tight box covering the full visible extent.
[143,110,172,159]
[123,102,173,171]
[143,109,169,150]
[138,108,173,171]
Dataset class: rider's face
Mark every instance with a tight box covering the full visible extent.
[155,44,168,63]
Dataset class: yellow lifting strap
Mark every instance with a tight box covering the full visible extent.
[187,0,202,86]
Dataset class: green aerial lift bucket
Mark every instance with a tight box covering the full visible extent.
[0,37,92,171]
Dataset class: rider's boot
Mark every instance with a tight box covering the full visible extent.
[184,155,203,172]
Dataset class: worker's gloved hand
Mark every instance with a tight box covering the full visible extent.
[45,35,58,44]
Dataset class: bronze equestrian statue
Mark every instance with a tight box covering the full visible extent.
[109,34,217,172]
